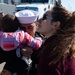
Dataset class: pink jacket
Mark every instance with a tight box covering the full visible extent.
[0,30,42,51]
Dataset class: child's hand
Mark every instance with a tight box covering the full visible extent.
[21,46,33,56]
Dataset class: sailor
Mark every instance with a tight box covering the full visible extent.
[15,10,44,75]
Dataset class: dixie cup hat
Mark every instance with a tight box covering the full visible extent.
[15,10,38,24]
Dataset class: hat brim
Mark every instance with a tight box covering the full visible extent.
[16,16,37,24]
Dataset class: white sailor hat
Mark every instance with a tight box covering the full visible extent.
[15,10,38,24]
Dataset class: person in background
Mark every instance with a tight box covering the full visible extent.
[0,11,4,21]
[37,6,75,75]
[15,10,44,75]
[0,11,4,30]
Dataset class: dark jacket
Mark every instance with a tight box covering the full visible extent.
[37,53,75,75]
[0,32,44,75]
[37,36,75,75]
[29,32,44,75]
[0,48,28,75]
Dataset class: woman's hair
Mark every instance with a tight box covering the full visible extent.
[1,14,21,32]
[42,6,75,65]
[51,6,75,30]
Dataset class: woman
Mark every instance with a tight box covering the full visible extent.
[37,6,75,75]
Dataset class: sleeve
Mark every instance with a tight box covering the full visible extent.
[0,32,19,51]
[24,32,43,50]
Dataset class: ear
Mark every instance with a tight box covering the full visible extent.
[52,21,60,29]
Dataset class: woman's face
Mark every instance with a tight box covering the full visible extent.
[37,11,54,37]
[37,10,60,38]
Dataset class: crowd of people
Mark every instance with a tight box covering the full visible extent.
[0,5,75,75]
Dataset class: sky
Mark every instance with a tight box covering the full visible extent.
[61,0,75,12]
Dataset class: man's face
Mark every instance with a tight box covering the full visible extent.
[20,22,37,37]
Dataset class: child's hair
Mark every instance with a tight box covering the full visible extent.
[1,14,21,32]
